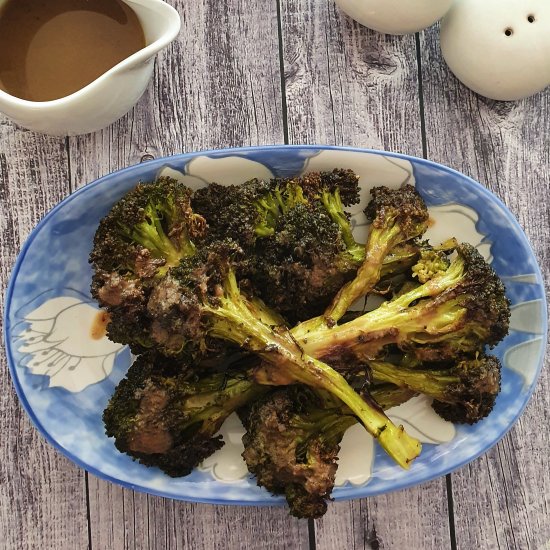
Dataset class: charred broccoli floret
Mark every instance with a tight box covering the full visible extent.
[297,243,510,363]
[293,184,429,337]
[240,384,415,518]
[193,170,365,322]
[192,178,273,246]
[90,177,206,353]
[241,387,354,519]
[103,352,267,477]
[369,354,502,424]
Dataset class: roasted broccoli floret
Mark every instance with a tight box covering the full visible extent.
[293,184,429,336]
[90,177,206,353]
[240,384,415,518]
[410,239,458,284]
[103,352,268,477]
[297,243,510,363]
[193,170,365,323]
[192,178,273,246]
[369,354,502,424]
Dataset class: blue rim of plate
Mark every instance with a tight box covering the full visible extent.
[3,145,548,505]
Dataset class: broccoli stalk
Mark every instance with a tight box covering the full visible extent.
[369,354,502,424]
[293,185,429,337]
[103,352,268,477]
[296,244,510,363]
[319,186,364,262]
[196,265,422,469]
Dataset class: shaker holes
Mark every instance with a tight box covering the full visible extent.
[504,28,513,36]
[527,15,536,23]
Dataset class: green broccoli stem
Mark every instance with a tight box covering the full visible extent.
[292,223,413,339]
[253,353,421,469]
[293,412,357,460]
[205,271,421,469]
[370,385,417,410]
[369,361,458,401]
[296,252,468,359]
[184,376,269,429]
[292,385,416,461]
[321,189,364,260]
[127,205,195,267]
[379,244,421,279]
[325,223,404,322]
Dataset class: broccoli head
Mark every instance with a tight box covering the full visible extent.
[240,387,356,518]
[369,354,502,424]
[193,170,365,323]
[90,177,206,352]
[240,383,415,518]
[103,352,267,477]
[293,184,429,338]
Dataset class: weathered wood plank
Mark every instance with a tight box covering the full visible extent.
[0,122,89,549]
[88,475,310,550]
[67,1,308,548]
[420,25,550,550]
[282,0,424,152]
[315,480,452,550]
[280,2,453,548]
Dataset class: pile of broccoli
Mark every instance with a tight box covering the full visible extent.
[91,170,510,519]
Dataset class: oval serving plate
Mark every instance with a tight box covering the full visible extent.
[4,145,547,506]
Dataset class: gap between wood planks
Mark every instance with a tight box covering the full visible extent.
[414,31,457,550]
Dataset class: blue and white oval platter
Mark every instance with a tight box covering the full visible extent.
[4,145,547,506]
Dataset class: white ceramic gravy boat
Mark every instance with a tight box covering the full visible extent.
[0,0,180,136]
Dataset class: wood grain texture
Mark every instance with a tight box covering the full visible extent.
[281,0,423,154]
[280,2,452,548]
[420,25,550,550]
[67,1,307,549]
[315,480,452,550]
[0,123,89,549]
[87,475,310,550]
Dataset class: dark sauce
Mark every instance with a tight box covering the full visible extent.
[0,0,145,101]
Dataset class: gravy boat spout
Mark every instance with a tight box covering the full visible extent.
[0,0,181,136]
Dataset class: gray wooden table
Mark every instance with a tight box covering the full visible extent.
[1,2,549,549]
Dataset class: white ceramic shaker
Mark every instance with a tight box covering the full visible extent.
[440,0,550,101]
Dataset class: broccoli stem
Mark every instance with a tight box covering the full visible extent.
[125,204,196,267]
[370,385,417,410]
[321,189,364,261]
[292,222,418,340]
[205,271,421,469]
[369,361,458,400]
[325,223,404,322]
[296,252,468,359]
[291,410,357,455]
